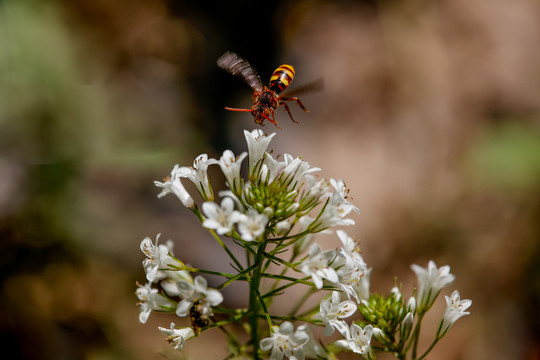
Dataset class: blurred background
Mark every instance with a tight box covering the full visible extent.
[1,0,540,359]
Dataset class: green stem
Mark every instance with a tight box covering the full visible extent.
[212,307,247,316]
[263,280,298,299]
[263,252,297,268]
[254,286,273,329]
[194,207,244,272]
[216,264,258,290]
[260,273,315,286]
[297,303,322,318]
[263,252,301,308]
[202,313,245,331]
[417,336,441,360]
[266,228,311,243]
[288,287,316,316]
[175,265,238,279]
[409,312,424,360]
[218,326,242,357]
[264,254,292,289]
[266,315,320,324]
[397,352,407,360]
[208,229,244,271]
[248,242,267,360]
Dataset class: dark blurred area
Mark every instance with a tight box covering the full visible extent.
[1,0,539,359]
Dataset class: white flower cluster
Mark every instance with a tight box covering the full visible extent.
[299,230,371,300]
[254,228,372,360]
[154,129,359,243]
[139,129,362,355]
[136,129,472,359]
[317,261,470,359]
[136,234,224,350]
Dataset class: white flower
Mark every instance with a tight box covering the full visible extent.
[293,215,316,255]
[314,291,357,336]
[140,234,180,283]
[158,323,196,351]
[244,129,276,177]
[336,230,366,268]
[330,179,358,207]
[401,312,414,339]
[299,175,329,210]
[259,321,309,360]
[336,263,371,303]
[218,189,243,209]
[172,276,223,318]
[391,286,402,300]
[407,296,416,313]
[154,164,194,208]
[284,202,300,216]
[275,219,291,236]
[219,150,247,194]
[335,323,374,358]
[299,243,339,289]
[159,270,193,295]
[314,204,356,230]
[280,154,321,189]
[202,197,242,235]
[403,312,414,327]
[334,232,371,302]
[237,209,268,241]
[296,325,326,359]
[439,290,471,336]
[176,154,218,201]
[372,327,385,342]
[135,282,176,324]
[260,153,286,184]
[308,179,359,231]
[411,260,455,310]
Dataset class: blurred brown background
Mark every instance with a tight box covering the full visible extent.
[1,0,540,359]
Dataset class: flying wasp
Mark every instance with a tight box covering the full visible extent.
[217,51,321,128]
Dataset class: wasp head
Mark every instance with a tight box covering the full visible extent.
[251,105,274,125]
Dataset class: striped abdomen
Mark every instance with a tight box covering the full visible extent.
[269,64,295,94]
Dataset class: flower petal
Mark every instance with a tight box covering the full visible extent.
[260,338,274,351]
[206,289,224,306]
[176,299,192,317]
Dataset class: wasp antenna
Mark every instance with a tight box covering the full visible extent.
[224,107,253,112]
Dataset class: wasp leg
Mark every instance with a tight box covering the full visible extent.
[280,97,310,112]
[262,111,281,129]
[280,102,299,124]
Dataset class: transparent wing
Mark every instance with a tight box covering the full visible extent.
[280,78,324,98]
[217,51,263,92]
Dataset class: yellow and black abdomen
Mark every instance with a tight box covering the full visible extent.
[269,64,295,94]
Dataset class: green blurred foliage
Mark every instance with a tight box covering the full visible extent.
[0,0,539,359]
[466,123,540,192]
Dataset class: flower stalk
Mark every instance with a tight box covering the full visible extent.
[249,241,268,359]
